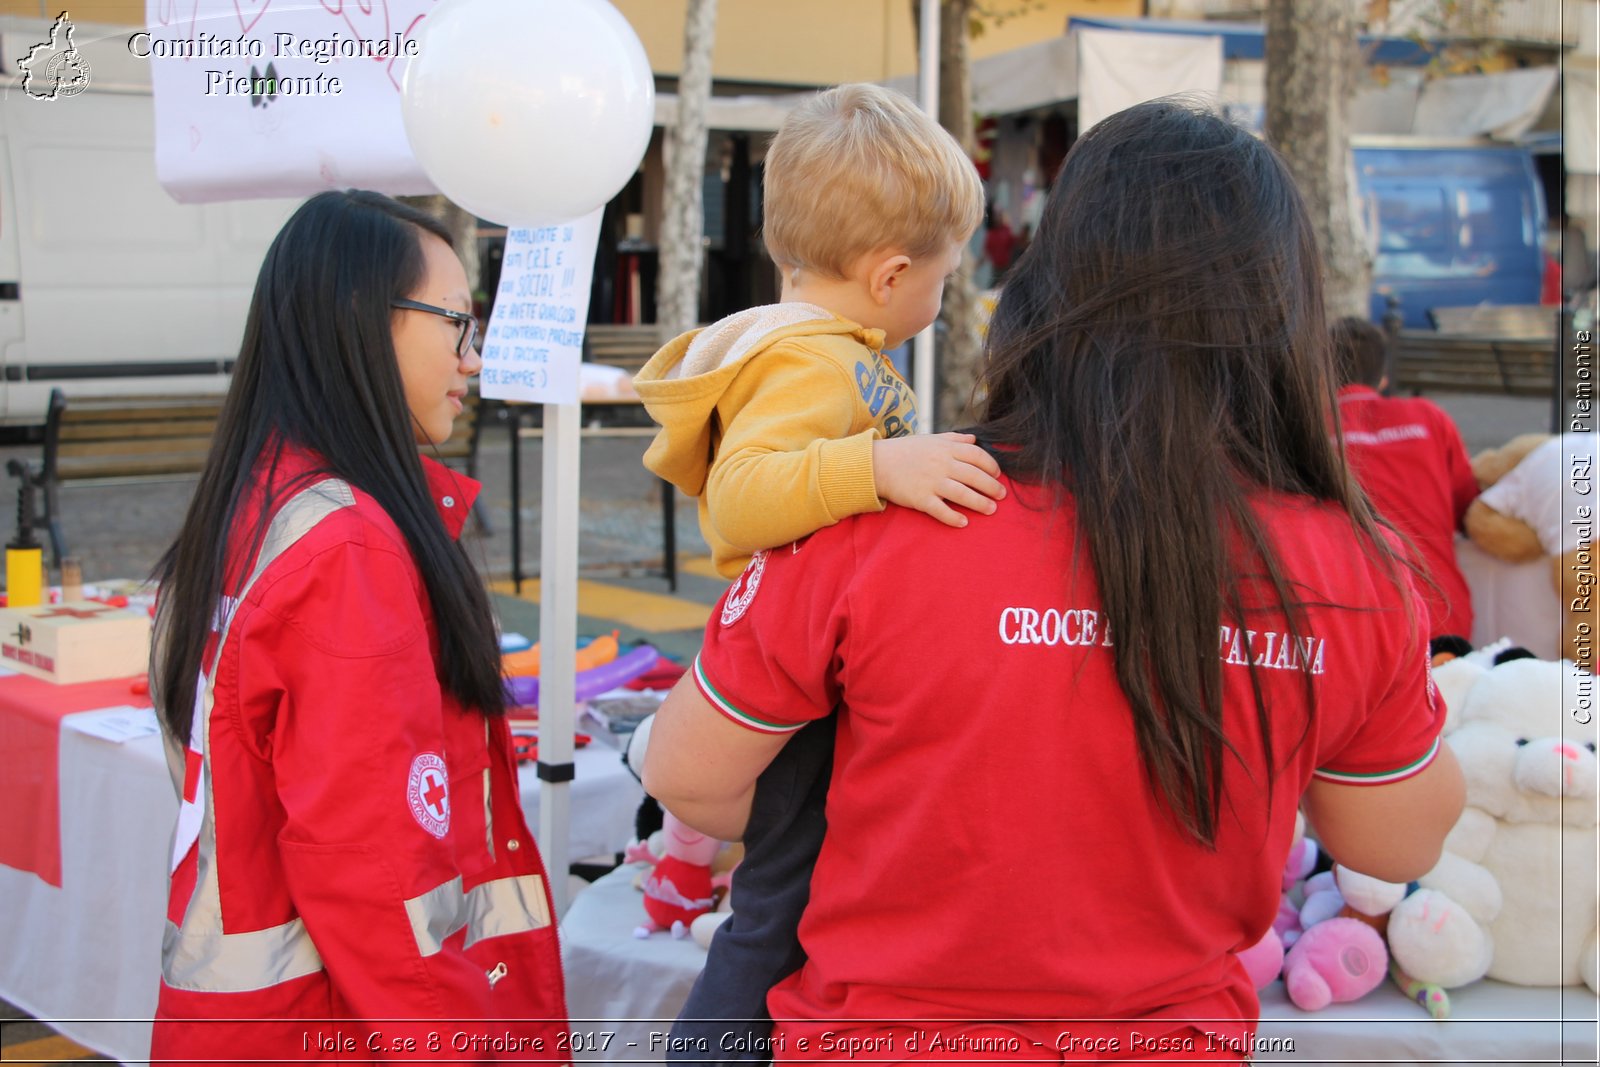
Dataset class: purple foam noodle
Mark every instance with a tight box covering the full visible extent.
[504,643,662,708]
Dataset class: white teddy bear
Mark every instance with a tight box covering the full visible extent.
[1387,656,1598,994]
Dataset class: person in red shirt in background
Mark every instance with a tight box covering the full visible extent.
[983,207,1017,284]
[1540,249,1563,306]
[1332,316,1479,639]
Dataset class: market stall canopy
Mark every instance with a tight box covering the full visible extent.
[654,90,809,132]
[1067,15,1438,66]
[884,34,1079,117]
[1349,66,1558,142]
[1075,26,1222,133]
[1413,66,1559,141]
[882,15,1444,123]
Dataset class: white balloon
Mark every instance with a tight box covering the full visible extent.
[401,0,655,226]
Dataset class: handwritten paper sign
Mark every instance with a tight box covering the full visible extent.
[480,208,603,405]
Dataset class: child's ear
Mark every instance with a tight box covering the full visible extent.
[866,253,912,306]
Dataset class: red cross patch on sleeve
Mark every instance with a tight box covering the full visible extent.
[407,752,450,838]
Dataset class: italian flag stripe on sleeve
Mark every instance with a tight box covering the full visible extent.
[1312,737,1441,786]
[693,654,805,735]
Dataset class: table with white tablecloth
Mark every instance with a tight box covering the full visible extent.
[1456,536,1563,658]
[560,863,1599,1067]
[0,694,643,1064]
[0,711,175,1062]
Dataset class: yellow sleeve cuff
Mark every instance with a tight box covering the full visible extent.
[817,429,885,521]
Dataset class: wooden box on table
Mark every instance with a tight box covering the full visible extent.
[0,601,151,684]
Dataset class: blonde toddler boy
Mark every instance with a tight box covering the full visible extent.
[635,83,1003,578]
[634,83,1000,1063]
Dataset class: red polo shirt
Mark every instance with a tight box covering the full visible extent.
[1337,385,1478,639]
[694,481,1444,1059]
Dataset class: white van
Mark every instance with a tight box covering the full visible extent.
[0,15,299,434]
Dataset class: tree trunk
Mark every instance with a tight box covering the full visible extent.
[657,0,718,339]
[399,195,479,298]
[929,0,982,429]
[1264,0,1371,322]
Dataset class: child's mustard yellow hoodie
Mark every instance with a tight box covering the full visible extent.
[632,303,919,578]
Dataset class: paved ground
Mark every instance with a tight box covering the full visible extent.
[0,432,709,588]
[0,388,1557,591]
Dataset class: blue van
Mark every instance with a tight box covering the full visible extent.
[1354,139,1548,328]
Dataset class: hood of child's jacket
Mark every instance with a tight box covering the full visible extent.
[632,306,878,496]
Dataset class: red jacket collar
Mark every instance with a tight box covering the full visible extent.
[420,455,479,540]
[1337,384,1379,402]
[263,443,479,540]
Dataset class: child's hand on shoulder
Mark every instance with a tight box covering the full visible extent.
[871,433,1005,528]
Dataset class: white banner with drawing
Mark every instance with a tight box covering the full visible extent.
[479,209,604,406]
[141,0,438,202]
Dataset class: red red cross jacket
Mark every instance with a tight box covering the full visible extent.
[151,449,567,1064]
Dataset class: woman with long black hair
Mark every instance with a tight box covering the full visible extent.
[644,100,1464,1061]
[150,190,566,1061]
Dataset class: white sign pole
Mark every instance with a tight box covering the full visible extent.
[537,400,580,918]
[479,211,602,918]
[914,0,940,433]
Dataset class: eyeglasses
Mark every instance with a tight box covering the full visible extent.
[391,298,478,358]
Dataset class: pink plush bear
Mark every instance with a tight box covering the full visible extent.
[1282,917,1388,1010]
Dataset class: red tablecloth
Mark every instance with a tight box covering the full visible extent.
[0,673,151,886]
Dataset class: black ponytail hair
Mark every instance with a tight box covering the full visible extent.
[152,190,504,740]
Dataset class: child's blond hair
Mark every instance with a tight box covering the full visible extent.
[762,83,984,279]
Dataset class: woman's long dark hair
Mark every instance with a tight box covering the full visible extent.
[152,190,504,740]
[979,100,1397,846]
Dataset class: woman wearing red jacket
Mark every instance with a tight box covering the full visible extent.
[149,191,567,1062]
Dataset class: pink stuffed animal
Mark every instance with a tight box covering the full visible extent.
[1237,814,1321,990]
[1282,917,1388,1010]
[1237,927,1285,990]
[632,812,722,939]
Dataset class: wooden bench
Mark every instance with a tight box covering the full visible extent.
[1387,304,1559,399]
[580,323,665,431]
[22,387,485,566]
[583,323,666,378]
[1428,304,1558,338]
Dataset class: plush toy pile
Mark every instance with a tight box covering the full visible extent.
[1239,815,1406,1011]
[1242,647,1597,1017]
[1387,652,1598,1005]
[1465,433,1595,663]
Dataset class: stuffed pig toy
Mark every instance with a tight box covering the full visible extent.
[633,811,722,938]
[1282,918,1389,1010]
[1388,657,1599,993]
[625,712,727,939]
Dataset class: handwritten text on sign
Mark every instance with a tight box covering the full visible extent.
[480,208,602,404]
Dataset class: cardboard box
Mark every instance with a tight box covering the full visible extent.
[0,600,151,685]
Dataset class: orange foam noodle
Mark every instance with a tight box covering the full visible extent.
[501,630,620,678]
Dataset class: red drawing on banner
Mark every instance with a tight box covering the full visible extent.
[233,0,273,36]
